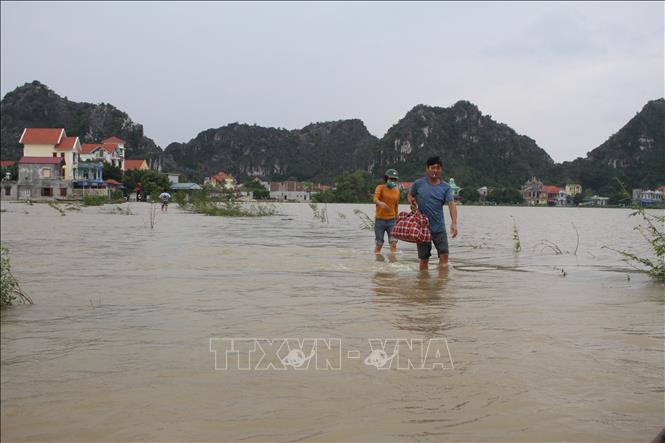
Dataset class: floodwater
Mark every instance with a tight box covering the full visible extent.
[1,201,663,442]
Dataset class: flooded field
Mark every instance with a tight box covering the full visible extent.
[1,201,663,442]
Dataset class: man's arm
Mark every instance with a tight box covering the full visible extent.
[448,200,458,238]
[407,191,417,210]
[374,186,388,210]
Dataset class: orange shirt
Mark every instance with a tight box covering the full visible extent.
[374,184,401,220]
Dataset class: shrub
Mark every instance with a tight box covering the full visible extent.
[0,246,18,306]
[82,195,107,206]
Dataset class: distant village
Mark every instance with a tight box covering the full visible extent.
[1,127,664,207]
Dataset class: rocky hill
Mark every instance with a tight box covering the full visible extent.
[162,119,379,183]
[373,101,555,187]
[2,81,662,191]
[0,81,162,165]
[553,98,665,194]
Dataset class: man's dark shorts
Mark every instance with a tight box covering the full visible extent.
[417,231,449,260]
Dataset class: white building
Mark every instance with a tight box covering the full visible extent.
[80,136,126,170]
[269,181,317,201]
[632,189,664,205]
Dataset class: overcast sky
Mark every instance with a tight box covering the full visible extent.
[1,1,663,162]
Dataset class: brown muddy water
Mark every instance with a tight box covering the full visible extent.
[1,201,663,442]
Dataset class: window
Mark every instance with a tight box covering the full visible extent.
[60,153,65,158]
[4,186,10,196]
[52,152,57,157]
[60,188,67,197]
[41,187,53,197]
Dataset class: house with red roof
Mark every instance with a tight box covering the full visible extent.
[542,185,561,206]
[205,171,235,189]
[124,159,149,171]
[19,128,81,180]
[78,136,126,170]
[80,143,125,170]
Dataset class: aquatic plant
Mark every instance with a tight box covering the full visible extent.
[511,217,521,253]
[48,202,66,216]
[116,206,134,215]
[183,190,278,217]
[603,207,665,281]
[536,240,563,255]
[1,246,33,307]
[571,222,580,256]
[309,202,328,223]
[148,203,159,229]
[353,209,375,230]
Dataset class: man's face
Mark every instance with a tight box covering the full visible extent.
[426,163,442,180]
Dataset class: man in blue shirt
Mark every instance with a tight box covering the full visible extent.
[407,156,458,270]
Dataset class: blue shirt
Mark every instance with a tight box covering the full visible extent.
[411,177,454,233]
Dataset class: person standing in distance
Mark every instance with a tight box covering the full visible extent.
[159,189,172,212]
[373,169,401,254]
[407,156,458,270]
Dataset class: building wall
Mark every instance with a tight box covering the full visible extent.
[65,151,78,180]
[0,181,18,201]
[17,163,72,200]
[23,144,56,157]
[565,184,582,196]
[24,143,80,180]
[270,191,312,201]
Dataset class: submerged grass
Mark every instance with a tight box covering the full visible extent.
[603,207,665,281]
[179,189,278,217]
[1,246,33,307]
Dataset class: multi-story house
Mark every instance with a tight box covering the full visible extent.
[16,156,72,200]
[632,189,664,205]
[556,189,571,206]
[542,186,561,206]
[522,177,545,205]
[80,141,125,170]
[79,136,125,170]
[19,128,81,180]
[565,184,582,196]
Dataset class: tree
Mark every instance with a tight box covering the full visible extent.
[487,187,523,204]
[102,163,123,182]
[123,169,170,200]
[313,170,379,203]
[459,188,479,203]
[242,178,270,200]
[0,163,18,181]
[608,177,631,205]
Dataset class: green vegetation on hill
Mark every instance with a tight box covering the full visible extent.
[553,98,665,195]
[161,119,379,184]
[373,101,555,189]
[0,81,162,163]
[2,81,663,194]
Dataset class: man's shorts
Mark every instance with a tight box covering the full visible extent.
[374,218,397,246]
[417,231,449,260]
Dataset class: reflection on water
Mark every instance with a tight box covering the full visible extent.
[1,202,663,442]
[373,269,452,335]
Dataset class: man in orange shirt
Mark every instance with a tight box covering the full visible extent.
[373,169,401,254]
